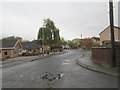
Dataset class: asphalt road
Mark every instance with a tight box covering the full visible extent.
[2,50,118,88]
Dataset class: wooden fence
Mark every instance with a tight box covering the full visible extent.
[92,47,120,67]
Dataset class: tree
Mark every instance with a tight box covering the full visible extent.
[37,18,61,51]
[82,38,93,49]
[38,27,52,46]
[67,40,76,49]
[43,18,55,30]
[60,37,67,46]
[72,38,81,48]
[2,36,22,41]
[92,42,100,47]
[22,40,29,42]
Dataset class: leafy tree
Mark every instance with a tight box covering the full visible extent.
[38,27,52,46]
[2,36,22,41]
[82,38,93,49]
[60,37,67,46]
[37,18,61,48]
[43,18,55,30]
[72,38,81,48]
[92,42,100,47]
[67,40,75,49]
[21,40,29,42]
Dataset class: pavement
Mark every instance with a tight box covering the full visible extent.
[0,50,68,68]
[76,50,119,77]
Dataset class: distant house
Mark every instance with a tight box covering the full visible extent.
[91,37,100,43]
[99,26,120,45]
[0,40,22,59]
[21,42,42,56]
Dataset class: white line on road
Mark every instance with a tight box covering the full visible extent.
[62,63,72,66]
[65,60,70,61]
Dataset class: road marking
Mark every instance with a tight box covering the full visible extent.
[62,63,72,66]
[65,60,70,61]
[62,63,69,65]
[60,73,64,77]
[73,67,81,70]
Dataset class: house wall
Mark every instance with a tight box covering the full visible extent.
[118,30,120,40]
[43,46,49,53]
[2,49,14,59]
[0,50,2,59]
[14,42,22,57]
[30,48,40,55]
[1,41,22,59]
[23,48,41,56]
[100,27,120,45]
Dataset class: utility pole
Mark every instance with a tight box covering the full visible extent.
[81,34,82,49]
[109,0,116,67]
[42,27,44,56]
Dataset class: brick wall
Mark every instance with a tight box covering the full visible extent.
[2,49,14,58]
[1,41,22,59]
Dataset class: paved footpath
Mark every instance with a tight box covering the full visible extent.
[76,50,119,77]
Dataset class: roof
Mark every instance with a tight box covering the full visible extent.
[0,39,18,48]
[91,37,100,40]
[99,26,120,35]
[21,42,41,49]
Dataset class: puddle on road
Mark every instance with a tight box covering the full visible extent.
[41,71,64,87]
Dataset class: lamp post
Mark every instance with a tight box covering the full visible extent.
[109,0,116,67]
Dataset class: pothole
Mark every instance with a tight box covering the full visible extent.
[41,71,64,87]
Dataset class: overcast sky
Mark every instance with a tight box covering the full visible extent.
[0,1,118,41]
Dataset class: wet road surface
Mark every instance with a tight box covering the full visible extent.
[2,50,118,88]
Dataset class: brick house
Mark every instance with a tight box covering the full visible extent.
[91,37,100,43]
[99,26,120,45]
[0,40,22,59]
[92,26,120,67]
[21,42,42,56]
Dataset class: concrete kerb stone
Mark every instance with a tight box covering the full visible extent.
[76,59,119,78]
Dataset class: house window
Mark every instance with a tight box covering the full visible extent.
[19,49,22,54]
[4,52,7,55]
[33,50,36,52]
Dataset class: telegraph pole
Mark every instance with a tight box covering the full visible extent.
[109,0,116,67]
[42,27,44,56]
[81,34,82,49]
